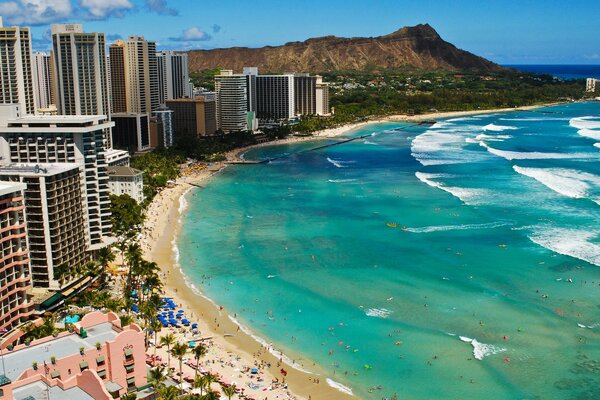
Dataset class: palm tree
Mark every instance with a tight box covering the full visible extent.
[191,343,207,380]
[158,385,180,400]
[160,333,176,371]
[96,246,115,282]
[150,319,163,356]
[120,393,137,400]
[171,342,189,393]
[148,366,167,392]
[193,375,208,396]
[221,383,237,400]
[201,389,221,400]
[204,373,217,390]
[54,263,70,288]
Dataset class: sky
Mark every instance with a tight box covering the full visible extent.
[1,0,599,64]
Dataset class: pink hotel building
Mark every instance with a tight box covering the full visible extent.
[0,311,148,399]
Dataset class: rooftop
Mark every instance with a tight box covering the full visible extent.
[0,163,79,177]
[107,166,143,177]
[0,180,26,197]
[0,322,117,381]
[13,380,94,400]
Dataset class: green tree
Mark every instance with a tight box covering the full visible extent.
[191,343,207,380]
[221,383,237,400]
[158,385,180,400]
[171,342,189,393]
[160,333,176,371]
[150,319,163,356]
[148,366,167,391]
[120,393,137,400]
[193,375,208,396]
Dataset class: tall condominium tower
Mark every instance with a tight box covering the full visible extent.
[255,74,295,121]
[315,75,330,116]
[0,20,36,115]
[214,70,256,133]
[0,163,89,289]
[0,180,33,332]
[33,52,53,110]
[109,36,159,114]
[0,109,114,250]
[294,74,316,115]
[51,24,110,117]
[157,51,191,104]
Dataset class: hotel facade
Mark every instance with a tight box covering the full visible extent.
[0,180,33,334]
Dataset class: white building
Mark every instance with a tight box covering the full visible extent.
[0,19,36,115]
[215,70,257,132]
[51,24,110,117]
[153,106,175,147]
[0,163,89,289]
[0,106,114,250]
[586,78,599,93]
[315,75,331,116]
[33,52,53,110]
[107,166,144,203]
[106,148,130,166]
[157,51,191,104]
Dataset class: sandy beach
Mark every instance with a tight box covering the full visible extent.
[138,101,559,399]
[140,165,355,399]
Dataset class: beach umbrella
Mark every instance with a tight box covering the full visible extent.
[251,368,258,374]
[191,323,198,328]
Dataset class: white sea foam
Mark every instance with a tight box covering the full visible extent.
[406,221,511,233]
[459,336,506,360]
[513,166,600,204]
[446,117,480,122]
[480,142,596,160]
[328,179,357,183]
[363,139,378,145]
[482,123,518,132]
[475,133,513,142]
[415,172,488,205]
[326,379,354,395]
[577,128,600,140]
[529,227,600,267]
[570,116,600,130]
[595,143,600,149]
[365,308,393,318]
[326,157,355,168]
[498,117,570,122]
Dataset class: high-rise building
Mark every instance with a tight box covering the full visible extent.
[214,70,256,132]
[315,75,330,116]
[32,52,53,110]
[0,20,36,115]
[157,51,191,104]
[111,113,151,154]
[255,74,295,121]
[294,74,316,115]
[153,106,174,147]
[586,78,599,93]
[109,36,159,114]
[0,109,114,250]
[0,180,33,333]
[0,163,89,289]
[166,97,217,137]
[51,24,110,117]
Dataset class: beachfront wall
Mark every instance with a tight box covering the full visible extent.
[0,312,146,399]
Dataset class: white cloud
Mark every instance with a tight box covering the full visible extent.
[170,26,212,42]
[145,0,177,16]
[78,0,134,19]
[0,0,72,25]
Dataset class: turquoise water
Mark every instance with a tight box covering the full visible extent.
[178,103,600,400]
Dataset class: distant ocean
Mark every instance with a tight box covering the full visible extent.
[506,64,600,80]
[178,102,600,399]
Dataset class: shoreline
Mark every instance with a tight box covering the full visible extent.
[227,102,564,162]
[140,101,563,399]
[141,167,356,399]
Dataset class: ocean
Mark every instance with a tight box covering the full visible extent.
[506,64,600,80]
[177,102,600,400]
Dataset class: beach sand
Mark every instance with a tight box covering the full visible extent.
[141,166,355,399]
[139,102,558,399]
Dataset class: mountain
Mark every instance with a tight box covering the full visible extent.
[187,24,503,74]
